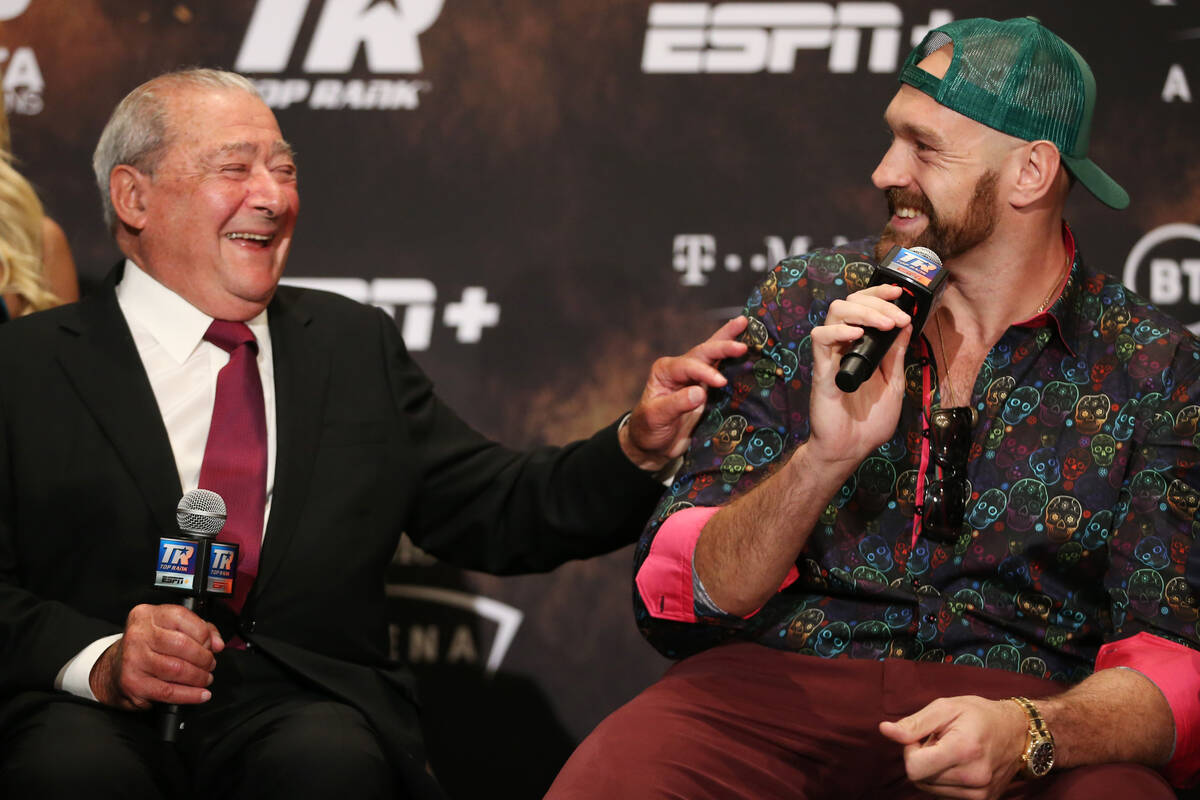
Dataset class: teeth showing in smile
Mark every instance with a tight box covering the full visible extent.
[895,208,920,219]
[226,232,271,242]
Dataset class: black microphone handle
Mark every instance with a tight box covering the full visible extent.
[159,595,195,743]
[835,326,903,392]
[835,290,919,393]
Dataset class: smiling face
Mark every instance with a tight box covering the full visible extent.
[119,86,299,320]
[871,47,1017,264]
[876,165,999,264]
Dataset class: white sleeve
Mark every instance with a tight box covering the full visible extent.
[54,633,123,701]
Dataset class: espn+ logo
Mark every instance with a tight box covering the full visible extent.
[280,277,500,350]
[235,0,443,110]
[642,2,951,74]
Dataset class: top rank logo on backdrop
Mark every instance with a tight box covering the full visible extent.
[236,0,443,110]
[643,2,951,73]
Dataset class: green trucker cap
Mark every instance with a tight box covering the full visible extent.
[898,16,1129,210]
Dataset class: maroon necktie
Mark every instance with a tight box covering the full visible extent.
[198,320,267,615]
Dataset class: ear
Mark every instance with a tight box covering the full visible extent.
[109,164,152,231]
[1008,141,1063,209]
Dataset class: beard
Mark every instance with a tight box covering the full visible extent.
[874,170,999,264]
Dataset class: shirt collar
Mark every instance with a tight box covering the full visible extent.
[1012,222,1083,358]
[115,259,271,364]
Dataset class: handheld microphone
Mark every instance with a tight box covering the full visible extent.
[155,489,235,742]
[835,246,947,393]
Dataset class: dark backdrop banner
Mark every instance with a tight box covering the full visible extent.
[2,1,1197,796]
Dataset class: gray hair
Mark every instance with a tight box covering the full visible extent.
[92,69,262,231]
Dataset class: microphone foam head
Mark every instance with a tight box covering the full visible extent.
[176,489,227,537]
[908,246,942,267]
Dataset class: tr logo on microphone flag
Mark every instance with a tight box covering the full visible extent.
[890,247,943,288]
[155,538,199,590]
[206,543,239,596]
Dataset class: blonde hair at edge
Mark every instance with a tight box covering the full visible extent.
[0,91,57,314]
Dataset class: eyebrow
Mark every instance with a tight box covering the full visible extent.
[207,140,297,161]
[885,117,948,150]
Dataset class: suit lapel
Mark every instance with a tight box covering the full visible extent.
[253,290,330,598]
[58,276,333,601]
[56,275,182,536]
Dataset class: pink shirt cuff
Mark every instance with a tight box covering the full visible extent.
[1096,632,1200,786]
[636,505,799,623]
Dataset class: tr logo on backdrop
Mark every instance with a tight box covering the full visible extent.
[643,3,951,74]
[1124,224,1200,334]
[236,0,443,110]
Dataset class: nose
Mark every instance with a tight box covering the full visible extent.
[871,140,908,191]
[247,166,289,218]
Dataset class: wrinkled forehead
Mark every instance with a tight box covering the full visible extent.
[883,81,984,145]
[161,85,283,144]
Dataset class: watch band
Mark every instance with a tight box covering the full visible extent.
[1010,696,1055,778]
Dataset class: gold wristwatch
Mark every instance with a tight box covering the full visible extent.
[1010,696,1055,778]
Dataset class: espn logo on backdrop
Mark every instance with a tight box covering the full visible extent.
[235,0,443,110]
[642,3,951,74]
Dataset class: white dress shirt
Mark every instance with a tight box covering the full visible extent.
[55,259,278,699]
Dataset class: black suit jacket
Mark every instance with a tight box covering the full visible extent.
[0,265,664,789]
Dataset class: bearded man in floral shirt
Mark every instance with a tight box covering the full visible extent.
[550,17,1200,800]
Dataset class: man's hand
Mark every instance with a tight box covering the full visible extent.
[620,316,749,472]
[89,603,224,711]
[809,284,913,468]
[879,695,1028,799]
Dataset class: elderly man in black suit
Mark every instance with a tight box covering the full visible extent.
[0,69,744,799]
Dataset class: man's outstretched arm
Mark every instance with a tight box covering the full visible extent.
[620,316,749,472]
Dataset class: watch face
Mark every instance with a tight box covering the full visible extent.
[1029,740,1055,777]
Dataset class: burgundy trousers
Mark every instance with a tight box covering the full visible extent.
[547,643,1175,799]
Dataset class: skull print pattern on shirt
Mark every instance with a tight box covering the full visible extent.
[635,232,1200,683]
